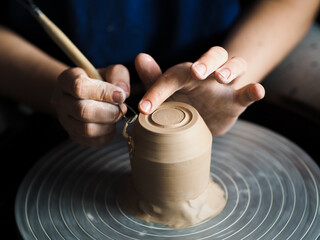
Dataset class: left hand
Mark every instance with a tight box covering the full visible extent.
[135,47,265,136]
[51,65,130,146]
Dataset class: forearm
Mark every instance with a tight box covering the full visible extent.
[224,0,320,89]
[0,26,68,115]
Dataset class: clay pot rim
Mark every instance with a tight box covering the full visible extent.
[137,102,200,135]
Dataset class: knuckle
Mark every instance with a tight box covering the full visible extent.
[149,87,163,102]
[57,68,72,82]
[112,64,128,73]
[72,77,86,97]
[106,64,129,82]
[99,103,119,122]
[106,106,117,122]
[79,101,93,120]
[180,62,193,68]
[162,70,173,81]
[82,123,96,137]
[59,67,83,82]
[96,83,110,102]
[70,67,87,78]
[165,65,189,86]
[99,86,107,101]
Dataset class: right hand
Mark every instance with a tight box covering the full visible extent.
[135,51,264,137]
[51,65,130,147]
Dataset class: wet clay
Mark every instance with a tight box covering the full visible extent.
[117,102,226,229]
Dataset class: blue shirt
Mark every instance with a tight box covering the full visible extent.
[3,0,239,71]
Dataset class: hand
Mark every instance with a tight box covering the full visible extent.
[51,65,130,146]
[135,47,265,136]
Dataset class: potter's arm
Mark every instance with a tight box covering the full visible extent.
[222,0,320,89]
[136,0,320,136]
[0,26,67,115]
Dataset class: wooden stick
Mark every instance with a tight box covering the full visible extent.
[33,7,103,81]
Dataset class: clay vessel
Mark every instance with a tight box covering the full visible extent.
[118,101,226,228]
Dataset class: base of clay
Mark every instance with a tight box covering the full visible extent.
[117,178,226,229]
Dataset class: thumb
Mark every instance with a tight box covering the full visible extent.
[236,83,265,107]
[135,53,162,89]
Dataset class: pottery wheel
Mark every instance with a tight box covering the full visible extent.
[15,120,320,239]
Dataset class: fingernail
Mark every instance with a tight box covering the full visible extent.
[115,82,129,94]
[139,100,152,113]
[193,62,207,77]
[112,91,125,103]
[216,68,231,82]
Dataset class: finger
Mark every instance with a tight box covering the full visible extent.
[59,93,126,123]
[138,63,191,114]
[58,68,126,104]
[102,64,131,98]
[135,53,162,89]
[214,57,247,84]
[68,127,117,147]
[236,83,265,107]
[191,46,228,80]
[59,113,116,138]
